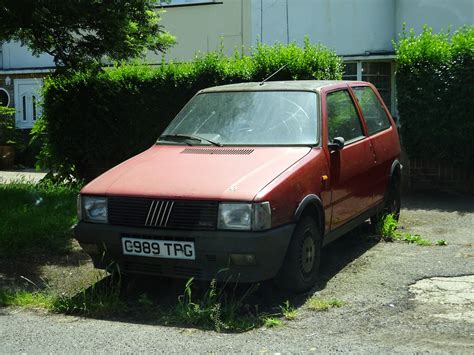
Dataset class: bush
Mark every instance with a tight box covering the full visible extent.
[395,25,474,170]
[36,41,343,180]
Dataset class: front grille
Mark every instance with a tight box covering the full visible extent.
[123,261,203,279]
[108,197,218,230]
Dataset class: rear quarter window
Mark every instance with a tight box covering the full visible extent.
[353,86,391,135]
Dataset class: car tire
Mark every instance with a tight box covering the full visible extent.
[275,216,322,293]
[371,176,401,230]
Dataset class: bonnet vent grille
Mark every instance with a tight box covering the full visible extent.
[181,148,254,155]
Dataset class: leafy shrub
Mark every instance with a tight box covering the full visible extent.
[395,25,474,170]
[36,41,343,180]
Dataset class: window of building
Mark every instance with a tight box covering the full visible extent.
[342,63,357,81]
[326,90,364,143]
[343,61,393,113]
[0,88,10,107]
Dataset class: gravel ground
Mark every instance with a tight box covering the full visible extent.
[1,191,473,353]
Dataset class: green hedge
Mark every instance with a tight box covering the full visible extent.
[395,25,474,170]
[36,39,342,180]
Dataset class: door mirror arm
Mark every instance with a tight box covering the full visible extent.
[328,137,345,152]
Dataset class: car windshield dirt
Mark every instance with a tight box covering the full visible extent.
[157,91,318,146]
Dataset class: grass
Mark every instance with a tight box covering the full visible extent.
[280,300,298,320]
[0,275,301,332]
[0,180,79,256]
[377,214,446,246]
[306,297,345,312]
[0,275,126,317]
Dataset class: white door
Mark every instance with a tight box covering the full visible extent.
[14,78,43,129]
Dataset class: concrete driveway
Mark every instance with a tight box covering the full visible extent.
[0,191,473,352]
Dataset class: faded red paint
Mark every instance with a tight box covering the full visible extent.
[81,81,400,234]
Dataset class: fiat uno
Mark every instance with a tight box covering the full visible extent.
[75,81,401,292]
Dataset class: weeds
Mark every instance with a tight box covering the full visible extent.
[306,297,345,312]
[280,300,298,320]
[377,214,440,246]
[169,278,262,332]
[263,317,283,328]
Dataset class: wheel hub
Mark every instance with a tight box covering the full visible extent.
[301,232,315,274]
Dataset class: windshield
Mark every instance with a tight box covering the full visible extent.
[158,91,319,146]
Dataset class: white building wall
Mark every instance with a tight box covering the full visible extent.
[251,0,473,56]
[252,0,396,55]
[396,0,474,35]
[1,41,54,70]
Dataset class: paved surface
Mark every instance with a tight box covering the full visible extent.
[0,169,47,184]
[1,192,473,352]
[410,275,474,323]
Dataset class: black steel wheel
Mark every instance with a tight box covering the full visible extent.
[275,216,321,293]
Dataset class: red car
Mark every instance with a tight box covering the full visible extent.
[75,80,401,292]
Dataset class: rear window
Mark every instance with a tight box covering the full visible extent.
[353,86,391,135]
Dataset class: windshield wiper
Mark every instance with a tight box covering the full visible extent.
[158,134,222,147]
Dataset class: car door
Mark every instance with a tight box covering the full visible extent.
[324,88,374,230]
[351,85,398,204]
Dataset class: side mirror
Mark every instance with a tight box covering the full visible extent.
[328,137,345,152]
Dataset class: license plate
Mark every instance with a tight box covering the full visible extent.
[122,237,195,260]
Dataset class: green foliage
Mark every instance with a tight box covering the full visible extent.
[395,25,474,170]
[0,0,174,69]
[169,277,262,332]
[36,42,343,180]
[306,297,345,311]
[0,180,78,256]
[0,105,16,145]
[263,317,283,328]
[377,213,434,246]
[280,300,298,320]
[377,213,399,241]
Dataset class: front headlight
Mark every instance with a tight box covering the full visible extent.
[218,202,271,231]
[82,196,108,223]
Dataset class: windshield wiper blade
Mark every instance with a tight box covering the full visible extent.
[158,134,222,147]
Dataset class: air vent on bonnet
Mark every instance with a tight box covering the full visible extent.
[181,148,254,155]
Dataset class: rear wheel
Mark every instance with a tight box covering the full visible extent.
[275,216,322,293]
[371,176,401,230]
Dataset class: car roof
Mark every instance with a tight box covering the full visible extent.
[199,80,362,94]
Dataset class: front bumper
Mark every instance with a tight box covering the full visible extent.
[74,222,295,283]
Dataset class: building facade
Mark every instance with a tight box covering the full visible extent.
[0,0,472,127]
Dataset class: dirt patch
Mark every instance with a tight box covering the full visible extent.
[410,275,474,323]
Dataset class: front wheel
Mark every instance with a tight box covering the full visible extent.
[275,216,322,293]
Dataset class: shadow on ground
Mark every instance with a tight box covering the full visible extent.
[402,190,474,214]
[42,222,379,331]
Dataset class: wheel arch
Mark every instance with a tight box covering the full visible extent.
[294,194,325,237]
[390,159,402,181]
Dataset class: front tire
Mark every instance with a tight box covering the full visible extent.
[275,216,322,293]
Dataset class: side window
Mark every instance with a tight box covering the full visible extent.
[326,90,364,143]
[353,86,391,135]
